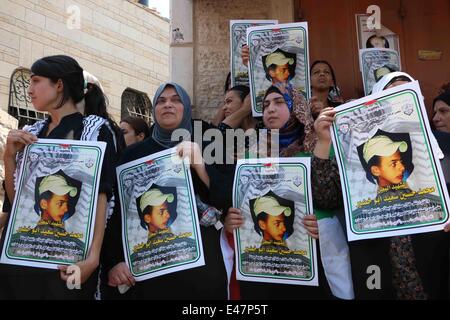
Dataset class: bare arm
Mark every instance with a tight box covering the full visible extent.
[222,94,252,129]
[4,156,17,205]
[311,107,343,209]
[87,193,107,265]
[313,107,335,159]
[211,103,225,127]
[59,193,107,284]
[177,142,210,188]
[3,130,38,204]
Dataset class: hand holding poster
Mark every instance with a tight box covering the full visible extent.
[0,139,105,269]
[233,157,318,286]
[247,22,310,116]
[331,81,450,241]
[230,20,278,87]
[359,48,401,95]
[116,148,204,282]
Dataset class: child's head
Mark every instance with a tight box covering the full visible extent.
[34,172,81,222]
[358,131,414,186]
[263,50,296,83]
[250,192,294,241]
[137,186,177,232]
[366,35,389,48]
[142,201,171,233]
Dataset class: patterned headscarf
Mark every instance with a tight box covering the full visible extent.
[262,86,317,157]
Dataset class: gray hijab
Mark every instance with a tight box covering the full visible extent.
[152,82,193,148]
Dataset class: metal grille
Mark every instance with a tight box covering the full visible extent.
[8,68,47,128]
[120,88,152,124]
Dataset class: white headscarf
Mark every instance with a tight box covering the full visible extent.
[371,71,444,160]
[371,71,415,94]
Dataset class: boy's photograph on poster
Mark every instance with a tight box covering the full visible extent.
[331,82,450,241]
[247,22,310,116]
[116,148,204,282]
[359,48,401,95]
[233,158,318,286]
[230,20,277,87]
[0,139,105,269]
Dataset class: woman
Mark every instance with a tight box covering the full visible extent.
[309,60,344,119]
[349,71,450,299]
[103,82,228,299]
[211,72,232,127]
[120,116,150,147]
[432,90,450,133]
[0,55,117,299]
[207,85,256,299]
[223,85,353,299]
[82,70,126,156]
[220,85,255,131]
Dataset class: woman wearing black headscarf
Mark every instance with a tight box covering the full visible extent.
[103,82,227,299]
[0,55,117,299]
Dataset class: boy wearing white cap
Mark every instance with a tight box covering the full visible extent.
[250,191,295,251]
[360,133,409,188]
[263,49,296,86]
[131,185,197,274]
[136,185,177,238]
[33,170,82,233]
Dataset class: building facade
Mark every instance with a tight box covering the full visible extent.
[170,0,449,120]
[170,0,295,121]
[0,0,170,127]
[0,0,170,210]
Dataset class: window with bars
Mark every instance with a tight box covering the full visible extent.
[8,68,47,128]
[120,88,152,124]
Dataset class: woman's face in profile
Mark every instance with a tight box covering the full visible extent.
[433,100,450,133]
[145,202,171,232]
[120,121,139,146]
[223,90,243,117]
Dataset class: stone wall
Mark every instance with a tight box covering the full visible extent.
[0,0,170,122]
[192,0,294,121]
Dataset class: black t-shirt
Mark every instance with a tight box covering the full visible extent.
[0,112,117,276]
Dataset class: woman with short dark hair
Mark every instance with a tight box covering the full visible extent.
[0,55,118,299]
[120,116,150,146]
